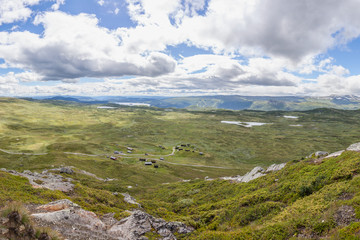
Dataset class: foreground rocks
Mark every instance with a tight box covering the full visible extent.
[346,142,360,152]
[30,199,193,240]
[221,163,286,183]
[0,169,74,192]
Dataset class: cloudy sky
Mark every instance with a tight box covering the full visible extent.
[1,0,360,96]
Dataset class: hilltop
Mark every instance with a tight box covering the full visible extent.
[27,95,360,111]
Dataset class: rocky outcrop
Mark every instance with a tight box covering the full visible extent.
[265,163,286,172]
[30,199,193,240]
[346,142,360,152]
[121,193,141,207]
[0,169,74,192]
[108,210,193,240]
[334,205,358,226]
[314,151,329,157]
[324,150,344,159]
[221,163,286,183]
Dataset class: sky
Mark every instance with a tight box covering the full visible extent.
[1,0,360,97]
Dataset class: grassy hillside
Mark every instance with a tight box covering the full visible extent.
[139,150,360,239]
[1,97,360,239]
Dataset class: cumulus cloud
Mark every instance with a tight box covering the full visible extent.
[51,0,65,11]
[125,0,360,62]
[1,0,360,96]
[0,11,176,81]
[0,0,40,25]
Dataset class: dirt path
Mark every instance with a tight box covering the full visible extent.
[0,147,237,170]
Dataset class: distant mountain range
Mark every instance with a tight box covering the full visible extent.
[25,95,360,111]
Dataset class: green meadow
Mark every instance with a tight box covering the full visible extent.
[1,97,360,239]
[1,97,360,188]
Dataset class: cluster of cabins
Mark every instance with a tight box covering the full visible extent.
[109,143,204,168]
[175,143,204,155]
[139,158,159,168]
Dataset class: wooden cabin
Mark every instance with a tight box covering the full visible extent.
[145,162,152,165]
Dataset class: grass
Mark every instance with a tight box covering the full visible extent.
[138,151,360,239]
[1,97,360,239]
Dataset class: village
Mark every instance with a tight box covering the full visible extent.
[107,143,205,169]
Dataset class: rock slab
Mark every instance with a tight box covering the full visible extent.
[30,199,193,240]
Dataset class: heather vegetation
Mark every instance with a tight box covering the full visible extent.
[1,97,360,239]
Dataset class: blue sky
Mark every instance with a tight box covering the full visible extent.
[1,0,360,96]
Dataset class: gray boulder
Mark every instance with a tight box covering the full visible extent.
[315,151,329,157]
[347,142,360,152]
[60,167,74,174]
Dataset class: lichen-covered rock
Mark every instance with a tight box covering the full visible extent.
[265,163,286,172]
[121,193,140,207]
[3,169,74,192]
[315,151,329,157]
[325,150,344,159]
[222,163,285,183]
[30,200,193,240]
[347,142,360,152]
[334,205,357,226]
[59,167,74,175]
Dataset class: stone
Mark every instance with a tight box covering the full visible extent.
[59,167,74,174]
[121,193,140,207]
[347,142,360,152]
[314,151,329,157]
[265,163,286,172]
[5,169,74,192]
[334,205,357,226]
[325,150,344,159]
[222,163,286,183]
[30,199,193,240]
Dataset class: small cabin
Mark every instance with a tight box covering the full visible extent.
[185,149,190,152]
[151,160,157,163]
[159,157,164,160]
[110,156,117,160]
[139,158,146,161]
[154,164,159,168]
[199,152,204,155]
[127,147,133,151]
[145,162,152,165]
[114,151,120,154]
[178,148,183,151]
[127,151,132,154]
[181,144,186,147]
[145,153,149,156]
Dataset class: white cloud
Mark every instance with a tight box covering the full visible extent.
[0,11,176,81]
[0,0,40,25]
[51,0,65,11]
[97,0,105,6]
[125,0,360,62]
[1,0,360,96]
